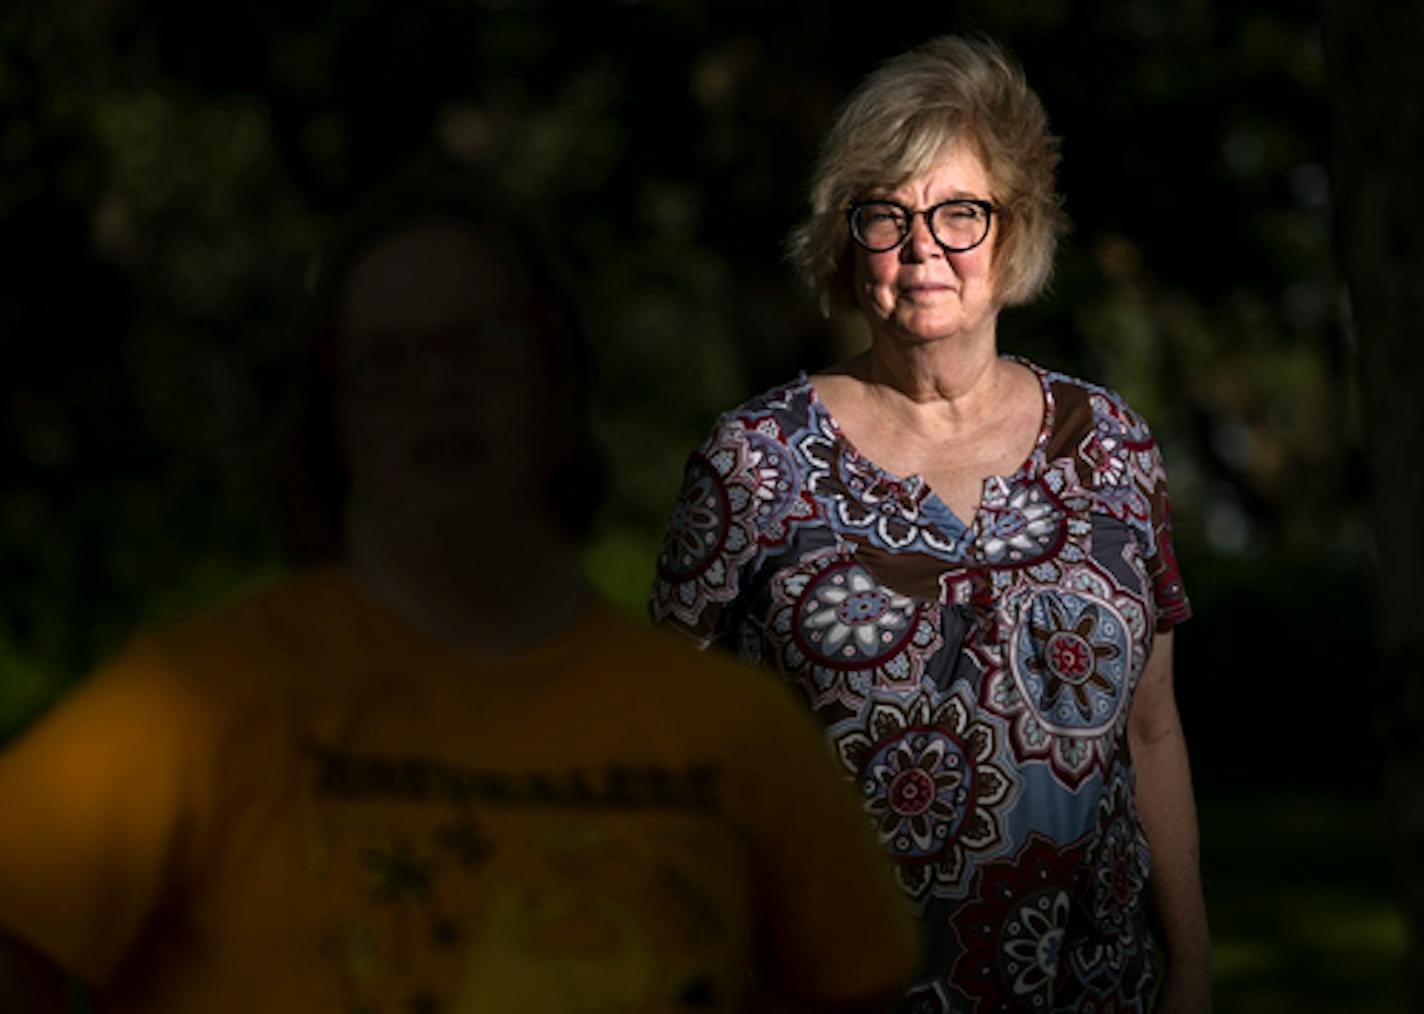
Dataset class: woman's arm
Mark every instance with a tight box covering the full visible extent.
[1128,630,1212,1013]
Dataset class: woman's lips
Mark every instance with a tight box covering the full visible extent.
[901,282,955,297]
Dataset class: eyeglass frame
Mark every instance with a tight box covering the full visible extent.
[845,198,999,254]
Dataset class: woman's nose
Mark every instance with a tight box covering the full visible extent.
[902,210,941,260]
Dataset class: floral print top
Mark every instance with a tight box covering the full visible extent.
[649,359,1190,1013]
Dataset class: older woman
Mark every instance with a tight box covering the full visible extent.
[651,36,1211,1014]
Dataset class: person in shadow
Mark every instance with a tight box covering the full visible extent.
[0,164,917,1012]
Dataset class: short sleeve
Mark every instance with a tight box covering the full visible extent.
[1137,435,1191,632]
[724,675,919,1004]
[1067,381,1193,635]
[649,414,771,647]
[0,635,206,985]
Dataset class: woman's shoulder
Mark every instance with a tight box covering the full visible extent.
[712,373,814,427]
[1015,358,1178,519]
[699,372,818,446]
[1019,358,1160,452]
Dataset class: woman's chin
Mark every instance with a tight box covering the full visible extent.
[876,307,998,347]
[885,318,965,345]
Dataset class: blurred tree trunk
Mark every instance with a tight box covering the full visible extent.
[1321,1,1424,1008]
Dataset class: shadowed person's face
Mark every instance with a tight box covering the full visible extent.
[334,222,549,542]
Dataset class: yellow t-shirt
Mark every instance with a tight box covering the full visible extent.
[0,570,916,1012]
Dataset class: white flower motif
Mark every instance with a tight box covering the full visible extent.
[1079,425,1131,486]
[1003,890,1071,997]
[802,569,912,654]
[981,488,1059,561]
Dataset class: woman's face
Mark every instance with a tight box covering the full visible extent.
[334,222,548,540]
[853,143,1001,348]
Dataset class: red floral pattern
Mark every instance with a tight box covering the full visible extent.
[649,361,1187,1011]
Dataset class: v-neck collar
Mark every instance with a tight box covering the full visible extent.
[801,355,1055,530]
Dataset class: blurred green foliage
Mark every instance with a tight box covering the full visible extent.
[1203,793,1404,1013]
[0,0,1393,1006]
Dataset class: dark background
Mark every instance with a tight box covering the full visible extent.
[0,1,1397,1009]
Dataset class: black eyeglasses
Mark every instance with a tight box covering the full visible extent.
[846,198,997,253]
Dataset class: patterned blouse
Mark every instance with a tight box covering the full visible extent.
[649,359,1190,1013]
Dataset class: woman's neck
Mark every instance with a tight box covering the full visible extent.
[847,324,1008,433]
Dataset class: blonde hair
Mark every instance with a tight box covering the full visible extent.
[788,35,1066,315]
